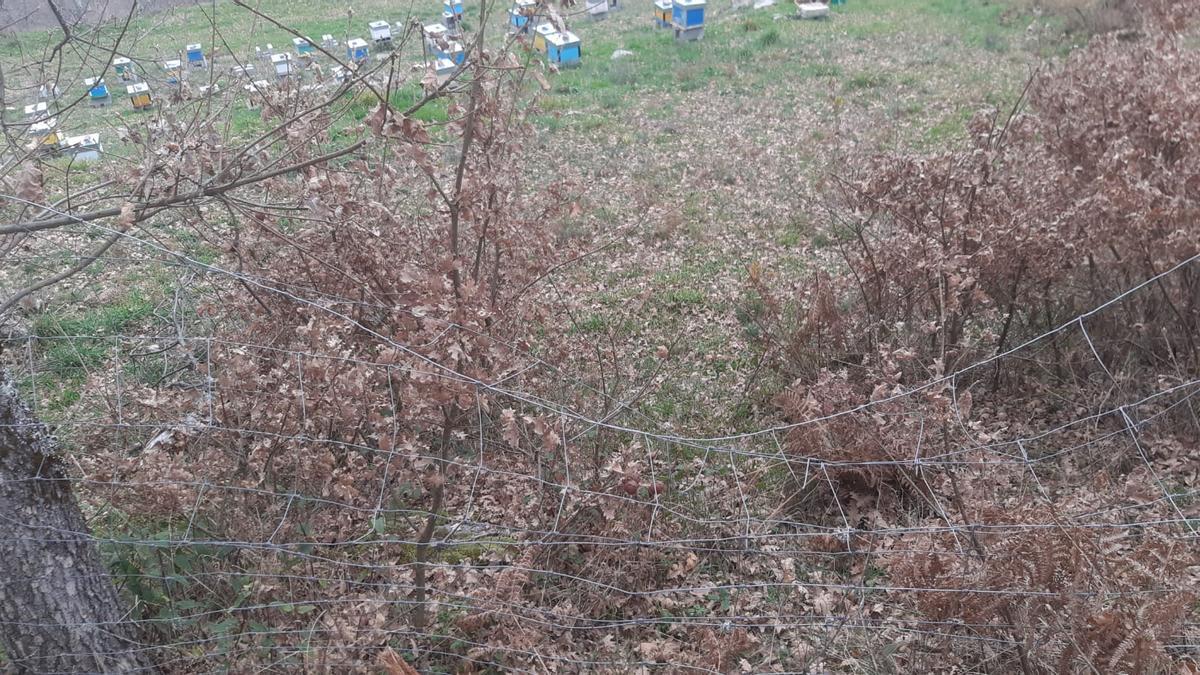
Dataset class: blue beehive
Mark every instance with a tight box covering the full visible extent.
[293,37,315,56]
[443,0,464,16]
[85,77,110,106]
[672,0,704,28]
[186,43,206,68]
[347,38,370,63]
[545,30,580,67]
[509,0,535,30]
[113,56,137,81]
[439,40,466,65]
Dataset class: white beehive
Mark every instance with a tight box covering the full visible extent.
[369,20,392,44]
[244,79,271,107]
[433,57,457,85]
[270,52,293,77]
[797,1,828,18]
[321,34,337,48]
[63,133,102,161]
[23,101,49,120]
[586,0,609,18]
[424,22,448,50]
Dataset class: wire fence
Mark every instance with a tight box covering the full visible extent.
[1,242,1199,672]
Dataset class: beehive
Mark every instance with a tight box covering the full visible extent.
[347,38,370,63]
[432,57,457,85]
[509,0,536,30]
[270,52,293,77]
[442,11,461,36]
[84,77,110,106]
[796,1,828,18]
[672,0,705,28]
[654,0,672,27]
[29,118,59,154]
[533,23,558,52]
[63,133,102,162]
[586,0,609,19]
[545,30,581,67]
[186,44,206,68]
[113,56,136,81]
[293,37,315,55]
[321,34,338,48]
[244,79,271,108]
[440,40,466,65]
[369,20,392,46]
[231,64,256,79]
[39,83,60,102]
[127,82,152,110]
[163,59,182,84]
[424,23,449,51]
[23,102,49,120]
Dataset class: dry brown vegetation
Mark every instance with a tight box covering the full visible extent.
[1,0,1199,672]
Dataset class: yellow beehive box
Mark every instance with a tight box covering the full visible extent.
[127,82,153,110]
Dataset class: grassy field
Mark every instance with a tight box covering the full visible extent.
[1,0,1059,433]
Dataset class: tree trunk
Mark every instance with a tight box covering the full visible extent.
[0,369,157,673]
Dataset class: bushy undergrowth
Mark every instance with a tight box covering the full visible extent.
[751,2,1200,670]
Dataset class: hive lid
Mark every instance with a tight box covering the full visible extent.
[535,23,558,35]
[675,0,705,8]
[347,38,368,48]
[67,133,101,147]
[186,43,202,51]
[164,59,182,68]
[547,30,579,45]
[127,82,150,94]
[113,56,131,65]
[84,76,105,86]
